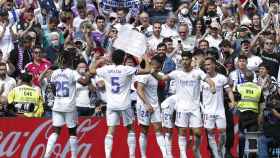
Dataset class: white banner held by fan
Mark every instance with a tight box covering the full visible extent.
[113,29,147,58]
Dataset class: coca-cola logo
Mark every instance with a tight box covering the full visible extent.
[0,119,101,158]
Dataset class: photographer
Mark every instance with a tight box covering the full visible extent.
[7,72,44,117]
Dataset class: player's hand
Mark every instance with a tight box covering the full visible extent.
[145,104,154,113]
[210,87,216,94]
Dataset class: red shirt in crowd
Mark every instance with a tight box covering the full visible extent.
[25,59,51,86]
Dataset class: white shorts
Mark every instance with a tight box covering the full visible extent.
[52,111,78,128]
[161,96,176,128]
[175,109,202,128]
[203,114,226,129]
[106,108,134,127]
[137,105,161,126]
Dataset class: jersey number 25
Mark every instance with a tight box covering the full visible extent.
[55,81,70,97]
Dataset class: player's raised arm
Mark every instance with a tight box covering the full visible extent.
[151,70,170,81]
[149,55,170,81]
[89,58,106,76]
[135,55,152,75]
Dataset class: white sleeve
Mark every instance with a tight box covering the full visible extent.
[50,73,55,83]
[136,75,148,85]
[167,71,178,80]
[198,70,207,81]
[126,66,137,76]
[222,75,230,89]
[96,67,107,78]
[73,70,81,82]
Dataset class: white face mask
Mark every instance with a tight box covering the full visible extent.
[180,8,189,16]
[51,39,59,46]
[78,68,86,74]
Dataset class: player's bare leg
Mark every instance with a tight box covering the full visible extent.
[126,124,136,158]
[192,128,201,158]
[44,127,61,158]
[104,126,116,158]
[178,127,187,158]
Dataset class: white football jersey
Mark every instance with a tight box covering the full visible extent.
[51,68,80,112]
[96,65,137,110]
[168,69,206,112]
[76,72,92,108]
[136,74,159,108]
[201,73,229,115]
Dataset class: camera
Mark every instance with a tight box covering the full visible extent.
[14,103,35,113]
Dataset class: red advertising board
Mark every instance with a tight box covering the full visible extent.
[0,117,238,158]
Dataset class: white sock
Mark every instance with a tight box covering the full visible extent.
[127,132,136,158]
[69,136,78,158]
[208,132,219,158]
[165,133,173,158]
[219,132,226,158]
[44,133,58,158]
[194,135,201,158]
[156,132,167,158]
[178,136,187,158]
[139,133,147,158]
[104,134,113,158]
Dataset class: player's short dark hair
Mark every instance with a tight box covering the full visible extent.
[112,49,125,65]
[59,48,75,67]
